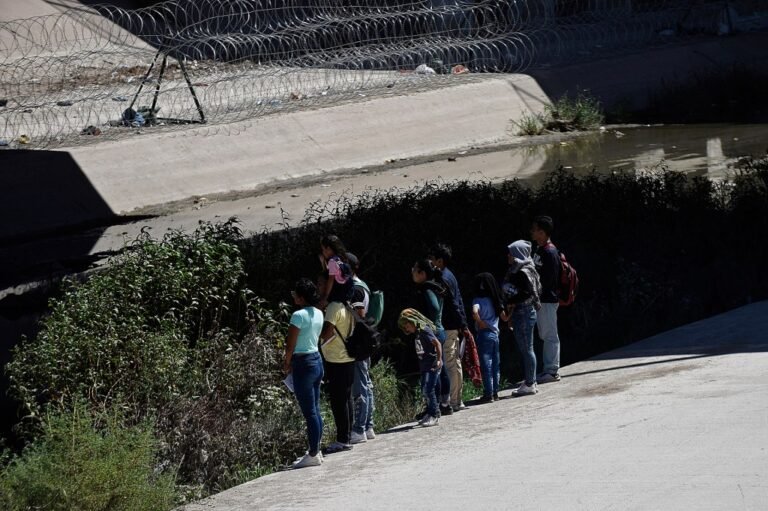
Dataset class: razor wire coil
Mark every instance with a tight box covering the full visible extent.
[0,0,753,148]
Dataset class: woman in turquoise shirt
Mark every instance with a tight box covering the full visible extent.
[283,278,325,469]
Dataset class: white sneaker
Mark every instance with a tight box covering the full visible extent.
[350,431,368,444]
[513,382,539,396]
[537,372,561,383]
[421,415,439,427]
[365,428,376,440]
[292,452,322,469]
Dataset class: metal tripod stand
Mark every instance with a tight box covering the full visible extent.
[127,49,206,125]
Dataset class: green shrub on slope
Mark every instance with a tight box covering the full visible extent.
[0,404,175,511]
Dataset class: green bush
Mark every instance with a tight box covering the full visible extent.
[514,92,604,135]
[514,112,546,136]
[5,219,425,496]
[5,220,306,492]
[0,405,175,511]
[6,220,250,421]
[370,359,418,431]
[545,92,604,131]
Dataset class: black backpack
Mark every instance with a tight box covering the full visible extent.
[334,306,382,361]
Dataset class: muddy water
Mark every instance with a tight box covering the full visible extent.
[522,124,768,178]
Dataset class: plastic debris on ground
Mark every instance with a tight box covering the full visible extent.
[415,64,436,75]
[81,125,102,136]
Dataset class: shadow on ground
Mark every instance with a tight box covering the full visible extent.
[0,148,153,446]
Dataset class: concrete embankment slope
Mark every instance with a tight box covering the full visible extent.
[66,74,547,215]
[0,74,548,241]
[182,301,768,511]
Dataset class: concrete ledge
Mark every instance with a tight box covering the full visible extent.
[65,74,547,214]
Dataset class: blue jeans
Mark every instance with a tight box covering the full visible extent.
[513,305,538,386]
[421,368,441,418]
[434,328,451,406]
[537,302,560,375]
[352,358,375,434]
[291,352,324,456]
[476,329,500,396]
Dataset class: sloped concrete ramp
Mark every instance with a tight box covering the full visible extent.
[182,301,768,511]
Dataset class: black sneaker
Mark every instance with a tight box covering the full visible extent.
[439,405,453,416]
[452,402,468,412]
[478,395,493,404]
[492,392,500,401]
[322,442,353,455]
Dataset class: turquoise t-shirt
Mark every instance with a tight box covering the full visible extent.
[290,306,323,354]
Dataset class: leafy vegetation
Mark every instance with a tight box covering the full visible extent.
[3,219,422,503]
[514,111,546,136]
[0,404,176,511]
[515,92,604,135]
[4,220,304,499]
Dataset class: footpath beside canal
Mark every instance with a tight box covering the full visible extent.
[182,301,768,511]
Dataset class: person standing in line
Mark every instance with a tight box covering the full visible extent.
[410,258,452,417]
[283,278,325,468]
[429,244,470,412]
[471,272,506,403]
[398,308,443,427]
[319,234,354,308]
[346,253,376,444]
[531,215,562,383]
[319,286,356,454]
[503,240,542,396]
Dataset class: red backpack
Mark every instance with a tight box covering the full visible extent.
[546,242,579,307]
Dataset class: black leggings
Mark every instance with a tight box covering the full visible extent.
[324,360,355,444]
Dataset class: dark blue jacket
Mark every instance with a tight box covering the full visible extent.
[440,267,468,330]
[534,242,560,304]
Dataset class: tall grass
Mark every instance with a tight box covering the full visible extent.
[515,92,604,135]
[0,405,176,511]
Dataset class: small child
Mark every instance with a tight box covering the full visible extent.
[398,308,443,427]
[319,235,353,307]
[471,273,506,403]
